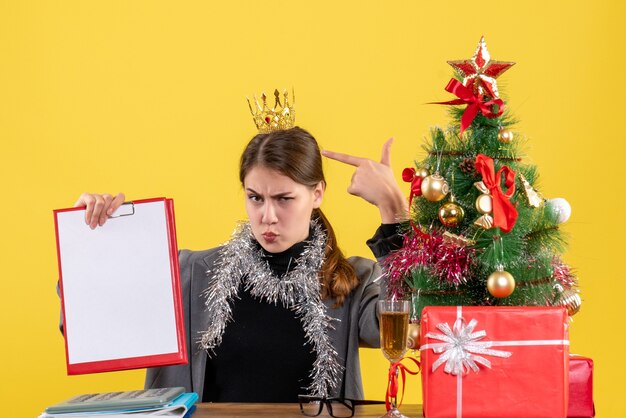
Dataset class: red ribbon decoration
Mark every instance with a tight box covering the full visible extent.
[432,78,505,137]
[385,356,421,411]
[475,154,518,233]
[402,167,423,211]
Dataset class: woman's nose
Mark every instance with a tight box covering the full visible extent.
[261,202,278,224]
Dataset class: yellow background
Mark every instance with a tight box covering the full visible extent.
[1,1,624,416]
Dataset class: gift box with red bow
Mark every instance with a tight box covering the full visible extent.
[568,355,595,417]
[420,306,570,418]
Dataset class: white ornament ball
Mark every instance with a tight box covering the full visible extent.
[547,198,572,224]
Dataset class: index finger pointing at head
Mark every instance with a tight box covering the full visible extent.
[380,137,394,167]
[321,150,366,167]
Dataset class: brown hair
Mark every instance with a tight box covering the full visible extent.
[239,126,358,306]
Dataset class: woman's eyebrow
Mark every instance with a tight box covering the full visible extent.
[271,192,294,198]
[245,187,293,198]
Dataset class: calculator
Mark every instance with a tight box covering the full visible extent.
[45,387,185,413]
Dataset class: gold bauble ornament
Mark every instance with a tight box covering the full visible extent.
[497,127,514,144]
[438,202,465,228]
[560,288,582,316]
[416,167,430,178]
[407,322,421,350]
[487,270,516,298]
[421,173,449,202]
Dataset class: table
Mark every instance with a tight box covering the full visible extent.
[193,403,423,417]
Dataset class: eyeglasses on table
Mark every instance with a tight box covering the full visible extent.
[298,395,385,418]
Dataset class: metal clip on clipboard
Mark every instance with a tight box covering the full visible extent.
[108,201,135,219]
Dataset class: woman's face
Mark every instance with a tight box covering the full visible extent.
[243,165,324,253]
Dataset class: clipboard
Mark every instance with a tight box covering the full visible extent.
[54,197,187,375]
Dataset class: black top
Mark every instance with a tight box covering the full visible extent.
[202,238,316,402]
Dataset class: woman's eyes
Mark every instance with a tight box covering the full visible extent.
[247,195,294,203]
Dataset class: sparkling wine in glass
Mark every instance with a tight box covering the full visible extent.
[378,299,410,418]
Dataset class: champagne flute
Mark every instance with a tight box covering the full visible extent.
[378,299,410,418]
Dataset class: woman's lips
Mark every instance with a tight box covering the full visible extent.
[262,232,277,243]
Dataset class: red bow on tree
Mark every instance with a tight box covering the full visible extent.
[402,167,423,211]
[475,154,518,233]
[433,79,505,137]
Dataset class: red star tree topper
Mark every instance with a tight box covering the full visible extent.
[447,36,515,99]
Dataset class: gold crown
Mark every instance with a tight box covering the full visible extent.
[247,89,295,133]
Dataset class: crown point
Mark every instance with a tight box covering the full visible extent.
[283,89,290,107]
[252,95,262,112]
[273,89,282,108]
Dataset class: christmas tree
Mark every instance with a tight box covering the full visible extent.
[385,37,581,341]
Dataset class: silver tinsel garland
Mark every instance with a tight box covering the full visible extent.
[199,221,343,398]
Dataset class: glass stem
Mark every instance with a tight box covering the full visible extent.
[391,364,399,409]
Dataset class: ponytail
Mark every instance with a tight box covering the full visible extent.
[313,209,358,307]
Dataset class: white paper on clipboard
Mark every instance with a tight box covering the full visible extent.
[54,198,187,374]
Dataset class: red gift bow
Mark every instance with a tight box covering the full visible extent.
[475,154,518,233]
[402,167,423,211]
[432,78,505,137]
[385,356,421,411]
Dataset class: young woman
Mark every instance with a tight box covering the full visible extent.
[73,126,406,402]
